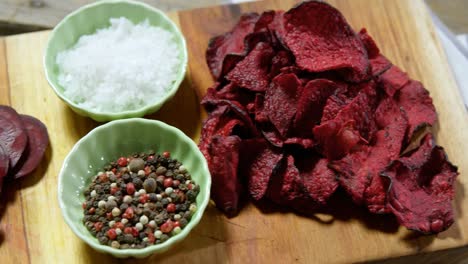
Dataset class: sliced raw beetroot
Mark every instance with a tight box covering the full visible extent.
[208,135,243,217]
[227,42,275,92]
[382,134,458,233]
[282,1,369,82]
[293,79,345,137]
[0,143,9,186]
[296,157,338,205]
[13,115,49,178]
[264,73,302,137]
[378,65,410,97]
[206,13,259,80]
[246,142,283,200]
[0,106,28,170]
[396,80,437,141]
[313,84,377,160]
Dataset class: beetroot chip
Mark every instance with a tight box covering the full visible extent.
[264,73,302,137]
[199,105,230,162]
[382,134,458,234]
[227,42,275,92]
[396,80,437,141]
[269,50,294,78]
[378,66,410,97]
[208,135,243,217]
[332,97,407,208]
[254,94,268,123]
[313,84,377,160]
[283,137,315,149]
[206,13,259,80]
[321,94,352,123]
[363,98,408,213]
[246,142,283,200]
[266,155,308,204]
[296,157,338,205]
[13,115,49,178]
[293,79,344,137]
[358,28,380,58]
[0,106,28,170]
[282,1,369,82]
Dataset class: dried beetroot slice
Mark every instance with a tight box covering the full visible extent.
[283,137,315,149]
[208,135,243,217]
[293,79,344,137]
[13,115,49,178]
[269,50,294,78]
[313,84,377,160]
[358,28,380,58]
[321,94,351,123]
[227,42,275,92]
[396,81,437,141]
[363,98,408,213]
[382,134,458,234]
[0,106,28,170]
[296,157,338,205]
[254,94,268,123]
[246,142,283,200]
[264,73,302,137]
[266,155,308,204]
[199,105,230,162]
[282,1,369,82]
[206,13,259,80]
[378,66,410,97]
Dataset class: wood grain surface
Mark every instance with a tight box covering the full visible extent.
[0,0,467,263]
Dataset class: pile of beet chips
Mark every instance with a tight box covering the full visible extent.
[199,1,458,234]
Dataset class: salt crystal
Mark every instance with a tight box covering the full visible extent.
[56,17,181,112]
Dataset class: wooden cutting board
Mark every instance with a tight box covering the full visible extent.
[0,0,467,263]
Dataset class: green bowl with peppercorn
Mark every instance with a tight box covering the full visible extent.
[57,118,211,258]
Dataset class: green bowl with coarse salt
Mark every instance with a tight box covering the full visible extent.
[57,118,211,258]
[43,0,188,122]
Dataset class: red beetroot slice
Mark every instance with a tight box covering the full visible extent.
[396,80,437,141]
[246,142,283,200]
[296,157,338,205]
[382,134,458,234]
[313,83,377,160]
[331,97,407,208]
[208,135,243,217]
[0,143,9,190]
[269,50,294,78]
[363,98,408,213]
[378,66,410,97]
[0,106,28,170]
[206,13,259,80]
[293,79,345,137]
[282,1,369,82]
[321,94,352,123]
[264,73,302,137]
[266,155,309,205]
[227,42,275,92]
[13,115,49,178]
[198,105,230,163]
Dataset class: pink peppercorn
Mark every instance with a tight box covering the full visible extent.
[166,203,176,213]
[126,182,135,195]
[163,151,170,158]
[107,229,117,240]
[163,178,173,188]
[117,157,128,167]
[160,220,174,233]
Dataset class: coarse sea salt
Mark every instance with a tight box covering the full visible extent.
[56,17,181,113]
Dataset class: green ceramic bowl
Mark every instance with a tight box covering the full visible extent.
[57,118,211,258]
[44,0,188,122]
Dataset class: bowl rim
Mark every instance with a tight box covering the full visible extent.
[43,0,188,120]
[57,118,211,256]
